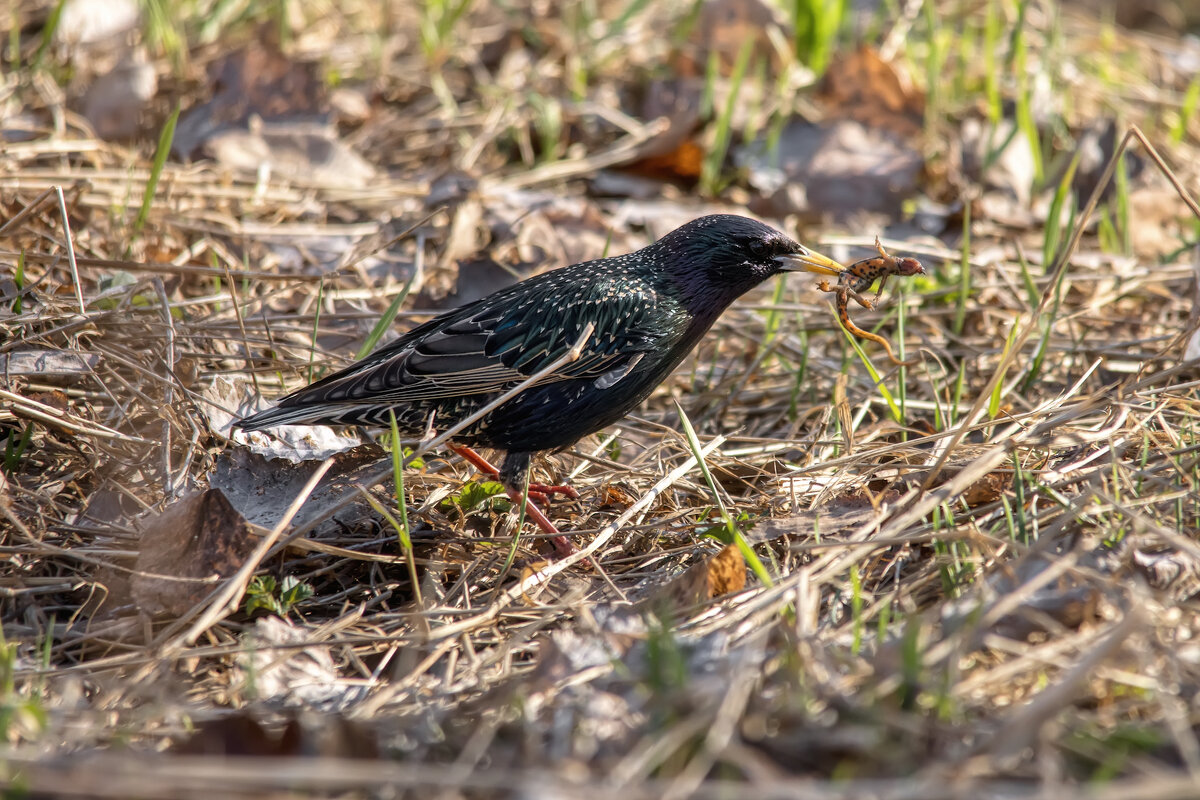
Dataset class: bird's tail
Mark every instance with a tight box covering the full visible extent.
[236,404,325,432]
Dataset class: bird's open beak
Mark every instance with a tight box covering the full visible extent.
[775,248,845,277]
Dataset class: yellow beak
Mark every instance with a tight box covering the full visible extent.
[774,248,846,277]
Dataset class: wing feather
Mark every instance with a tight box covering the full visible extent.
[260,264,683,421]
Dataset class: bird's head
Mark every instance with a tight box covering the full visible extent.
[656,214,845,313]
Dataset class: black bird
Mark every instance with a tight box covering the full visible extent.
[238,214,845,557]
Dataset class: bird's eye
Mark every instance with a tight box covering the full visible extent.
[749,240,768,257]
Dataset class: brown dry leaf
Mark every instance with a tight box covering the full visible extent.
[22,389,70,415]
[431,196,484,297]
[80,48,157,141]
[686,0,787,77]
[706,543,747,595]
[625,77,704,181]
[132,488,256,617]
[962,471,1013,508]
[818,45,925,139]
[12,389,74,437]
[599,483,635,508]
[648,544,746,610]
[627,138,704,180]
[172,39,329,158]
[740,119,923,220]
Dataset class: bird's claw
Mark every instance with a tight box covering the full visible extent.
[527,482,580,502]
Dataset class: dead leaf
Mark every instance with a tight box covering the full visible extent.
[242,616,364,710]
[624,77,704,181]
[80,48,157,141]
[11,389,74,437]
[172,40,330,159]
[647,544,746,610]
[962,471,1012,508]
[818,45,925,139]
[686,0,787,77]
[599,484,635,508]
[210,444,387,537]
[627,138,704,180]
[740,119,923,220]
[132,488,256,617]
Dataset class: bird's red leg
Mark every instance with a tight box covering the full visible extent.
[501,487,580,558]
[448,445,579,502]
[449,445,579,558]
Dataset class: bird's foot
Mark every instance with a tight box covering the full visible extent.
[502,486,580,559]
[453,446,582,559]
[450,445,577,502]
[527,482,580,502]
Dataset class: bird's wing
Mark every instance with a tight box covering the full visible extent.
[270,269,677,411]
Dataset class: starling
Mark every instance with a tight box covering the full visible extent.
[238,214,845,557]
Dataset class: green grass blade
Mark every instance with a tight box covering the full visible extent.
[357,275,414,360]
[700,37,753,196]
[953,202,971,336]
[385,409,422,606]
[32,0,67,71]
[675,402,773,587]
[131,105,180,244]
[1043,150,1081,270]
[837,320,902,424]
[1171,75,1200,145]
[307,278,324,384]
[988,319,1020,420]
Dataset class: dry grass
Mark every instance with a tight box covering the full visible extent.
[4,1,1200,797]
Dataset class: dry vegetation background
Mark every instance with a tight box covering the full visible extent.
[3,0,1200,797]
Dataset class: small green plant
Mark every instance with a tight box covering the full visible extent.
[528,93,564,164]
[373,410,423,605]
[141,0,187,70]
[11,251,24,313]
[849,563,864,655]
[440,480,509,513]
[988,319,1020,419]
[697,509,755,541]
[419,0,474,109]
[0,630,46,744]
[244,575,314,617]
[3,422,34,473]
[645,614,688,693]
